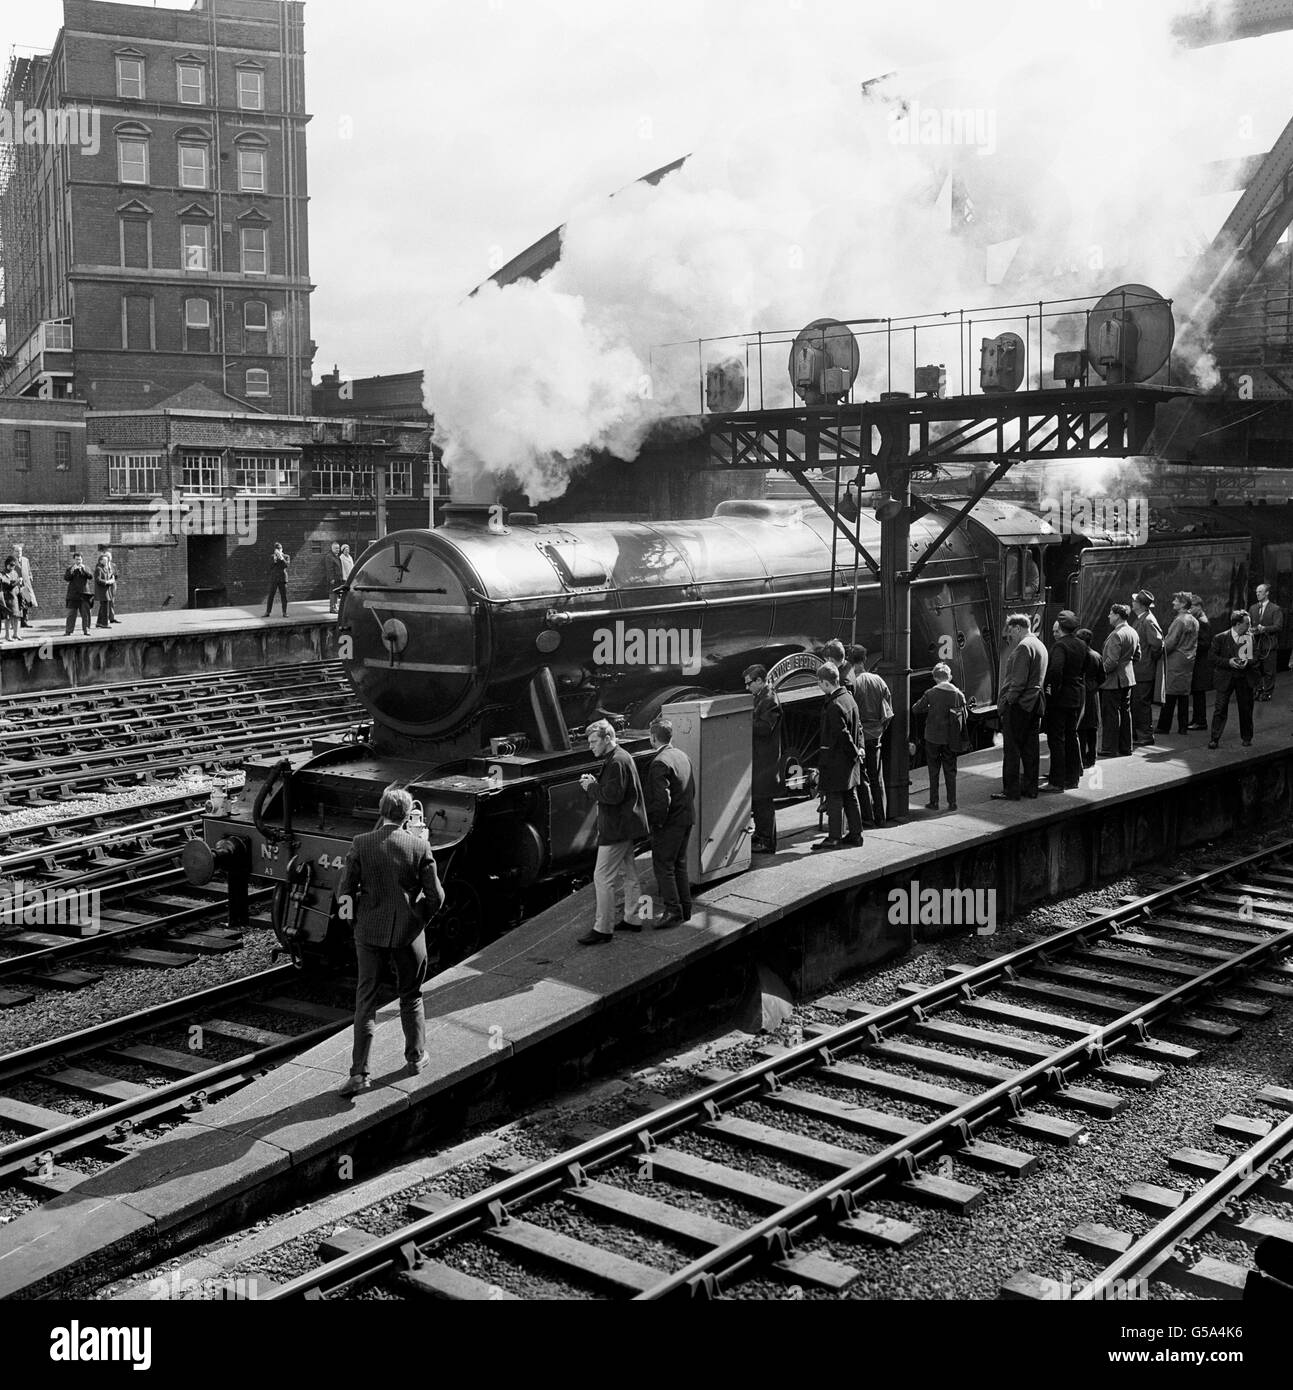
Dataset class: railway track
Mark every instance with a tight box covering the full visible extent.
[0,968,353,1196]
[0,662,363,805]
[259,840,1293,1301]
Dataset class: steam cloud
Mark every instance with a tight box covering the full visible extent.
[424,0,1278,504]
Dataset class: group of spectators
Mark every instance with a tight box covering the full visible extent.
[994,586,1281,801]
[265,540,354,617]
[0,545,124,641]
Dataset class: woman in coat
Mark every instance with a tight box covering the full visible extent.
[1157,591,1199,734]
[1189,596,1213,730]
[0,557,22,641]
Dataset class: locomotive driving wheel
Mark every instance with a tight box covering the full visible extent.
[435,879,484,967]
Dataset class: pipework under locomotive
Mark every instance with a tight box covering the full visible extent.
[182,496,1003,964]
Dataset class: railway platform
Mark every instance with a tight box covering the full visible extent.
[0,602,338,696]
[3,681,1293,1297]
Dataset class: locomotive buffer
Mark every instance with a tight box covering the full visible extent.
[696,294,1194,817]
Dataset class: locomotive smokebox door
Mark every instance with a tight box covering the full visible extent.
[662,692,753,884]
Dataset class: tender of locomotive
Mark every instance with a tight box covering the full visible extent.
[183,491,1255,968]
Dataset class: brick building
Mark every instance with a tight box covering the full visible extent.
[0,0,313,413]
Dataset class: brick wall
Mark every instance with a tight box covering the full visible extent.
[0,400,89,504]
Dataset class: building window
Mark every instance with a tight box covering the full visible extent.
[118,138,148,185]
[387,458,412,497]
[240,227,268,275]
[182,223,210,272]
[178,143,209,189]
[120,216,150,269]
[14,431,31,470]
[245,368,271,397]
[44,321,73,351]
[237,147,265,192]
[122,294,153,350]
[232,453,299,495]
[312,458,368,498]
[237,68,264,110]
[116,56,144,99]
[55,432,71,471]
[107,453,161,496]
[244,300,268,353]
[177,63,205,105]
[429,453,445,495]
[184,298,211,352]
[181,452,222,495]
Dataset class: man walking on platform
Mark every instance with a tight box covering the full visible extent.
[264,542,290,617]
[1100,604,1140,757]
[812,662,864,850]
[577,719,650,945]
[645,719,695,928]
[993,614,1048,800]
[63,552,94,636]
[1044,611,1086,791]
[1209,610,1257,750]
[744,664,781,854]
[1130,591,1163,745]
[1249,583,1283,702]
[335,784,444,1098]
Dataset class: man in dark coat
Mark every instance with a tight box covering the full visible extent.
[850,644,892,824]
[325,541,344,614]
[264,542,290,617]
[744,664,781,854]
[1209,610,1257,749]
[1130,591,1163,746]
[812,661,864,851]
[1075,627,1103,769]
[63,552,94,636]
[336,784,444,1097]
[1044,611,1086,792]
[1100,603,1140,756]
[1189,596,1212,730]
[993,613,1048,800]
[644,718,696,927]
[577,719,649,944]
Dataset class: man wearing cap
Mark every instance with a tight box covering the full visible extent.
[1043,611,1086,792]
[1130,591,1163,747]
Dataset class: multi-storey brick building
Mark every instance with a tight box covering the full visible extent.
[0,0,312,413]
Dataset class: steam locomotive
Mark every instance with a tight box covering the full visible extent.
[183,491,1271,966]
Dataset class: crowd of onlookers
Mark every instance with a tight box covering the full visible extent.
[0,543,125,643]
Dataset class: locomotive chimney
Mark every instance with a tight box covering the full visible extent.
[443,464,502,529]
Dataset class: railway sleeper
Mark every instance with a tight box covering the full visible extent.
[953,995,1199,1063]
[1025,962,1273,1020]
[999,977,1242,1040]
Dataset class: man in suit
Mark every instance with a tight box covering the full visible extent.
[264,542,290,617]
[325,541,344,614]
[993,614,1048,800]
[644,718,696,928]
[1209,610,1257,749]
[1044,610,1086,792]
[94,546,118,628]
[851,644,893,825]
[577,719,650,944]
[744,664,781,854]
[63,552,94,636]
[1249,582,1283,702]
[1100,603,1140,756]
[1130,591,1163,746]
[13,543,35,628]
[812,661,864,850]
[336,784,444,1097]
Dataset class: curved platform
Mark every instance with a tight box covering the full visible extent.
[3,685,1293,1297]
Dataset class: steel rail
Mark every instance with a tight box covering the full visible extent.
[1072,1110,1293,1300]
[0,1013,348,1182]
[0,962,295,1088]
[262,839,1293,1301]
[0,885,271,982]
[0,807,201,871]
